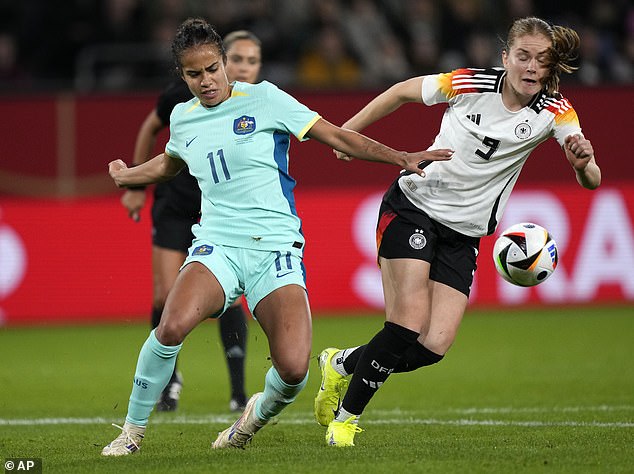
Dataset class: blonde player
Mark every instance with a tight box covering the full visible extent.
[315,16,601,447]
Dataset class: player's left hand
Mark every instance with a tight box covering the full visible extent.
[564,134,594,171]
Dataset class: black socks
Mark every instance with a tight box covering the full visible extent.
[343,340,443,374]
[341,321,419,415]
[219,305,248,402]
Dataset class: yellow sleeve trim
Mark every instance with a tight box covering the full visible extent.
[297,114,321,140]
[186,101,201,113]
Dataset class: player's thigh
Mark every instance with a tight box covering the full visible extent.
[376,205,437,333]
[157,261,226,345]
[422,281,468,354]
[185,241,244,314]
[254,284,312,383]
[420,224,477,352]
[380,257,433,333]
[151,245,187,305]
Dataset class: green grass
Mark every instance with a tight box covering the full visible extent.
[1,306,633,473]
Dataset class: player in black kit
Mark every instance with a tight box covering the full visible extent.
[120,30,262,412]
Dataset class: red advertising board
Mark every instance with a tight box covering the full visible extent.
[0,87,632,197]
[1,184,632,325]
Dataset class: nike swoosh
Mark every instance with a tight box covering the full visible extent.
[186,136,198,147]
[276,271,293,278]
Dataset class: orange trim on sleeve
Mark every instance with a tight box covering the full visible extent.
[553,106,579,126]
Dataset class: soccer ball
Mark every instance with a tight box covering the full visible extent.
[492,222,558,287]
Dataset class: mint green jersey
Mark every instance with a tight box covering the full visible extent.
[165,81,321,250]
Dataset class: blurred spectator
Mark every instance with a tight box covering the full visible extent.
[575,1,633,85]
[409,29,440,76]
[296,25,361,89]
[624,7,634,79]
[577,25,606,85]
[400,0,441,76]
[369,34,412,85]
[0,0,631,93]
[0,34,22,84]
[340,0,410,86]
[96,0,148,43]
[464,30,498,69]
[438,0,491,68]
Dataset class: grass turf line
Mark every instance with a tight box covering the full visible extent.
[0,306,632,473]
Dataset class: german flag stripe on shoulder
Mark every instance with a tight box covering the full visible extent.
[439,68,505,99]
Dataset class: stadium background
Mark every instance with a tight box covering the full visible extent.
[0,0,632,325]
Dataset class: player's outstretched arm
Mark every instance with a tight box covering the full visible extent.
[108,153,185,188]
[341,76,425,132]
[564,134,601,190]
[307,117,452,176]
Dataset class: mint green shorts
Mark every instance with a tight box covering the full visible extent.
[182,239,306,317]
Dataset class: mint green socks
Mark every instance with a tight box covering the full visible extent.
[126,329,182,426]
[124,332,305,426]
[255,367,308,421]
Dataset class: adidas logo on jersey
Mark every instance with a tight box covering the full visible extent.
[466,113,481,125]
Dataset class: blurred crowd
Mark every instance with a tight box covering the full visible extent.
[0,0,632,93]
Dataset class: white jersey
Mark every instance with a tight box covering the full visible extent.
[398,67,582,237]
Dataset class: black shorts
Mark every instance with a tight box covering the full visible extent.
[376,181,480,297]
[151,196,198,252]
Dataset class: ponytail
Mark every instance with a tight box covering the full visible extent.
[544,25,580,94]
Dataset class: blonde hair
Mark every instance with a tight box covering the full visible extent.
[506,17,580,95]
[223,30,261,51]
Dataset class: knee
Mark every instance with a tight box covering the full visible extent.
[155,314,188,346]
[423,330,456,355]
[424,341,451,356]
[275,363,309,386]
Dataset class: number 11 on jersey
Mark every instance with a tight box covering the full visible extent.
[208,149,231,183]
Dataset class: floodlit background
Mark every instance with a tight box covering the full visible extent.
[1,0,632,323]
[0,2,632,471]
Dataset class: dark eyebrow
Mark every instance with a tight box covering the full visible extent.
[183,61,219,74]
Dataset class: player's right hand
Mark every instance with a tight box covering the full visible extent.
[108,159,129,187]
[403,148,453,176]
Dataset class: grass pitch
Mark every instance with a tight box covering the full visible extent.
[1,306,633,473]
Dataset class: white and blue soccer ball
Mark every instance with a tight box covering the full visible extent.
[493,222,558,287]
